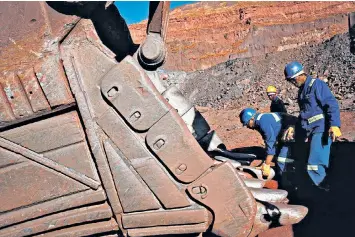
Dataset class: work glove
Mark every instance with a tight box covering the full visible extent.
[282,126,295,142]
[260,163,271,177]
[329,126,342,142]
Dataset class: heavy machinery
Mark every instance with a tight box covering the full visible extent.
[0,2,307,236]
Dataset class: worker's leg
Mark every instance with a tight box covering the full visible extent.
[277,144,295,188]
[277,145,293,175]
[307,132,332,186]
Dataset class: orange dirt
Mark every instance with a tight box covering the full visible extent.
[129,1,355,71]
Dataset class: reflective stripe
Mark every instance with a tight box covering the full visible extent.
[271,113,280,122]
[256,113,280,122]
[307,165,318,171]
[309,78,316,87]
[307,114,324,124]
[277,157,294,163]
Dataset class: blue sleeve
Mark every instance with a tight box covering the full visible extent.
[314,80,341,127]
[260,122,277,155]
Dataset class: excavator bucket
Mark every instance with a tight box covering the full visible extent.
[0,2,307,236]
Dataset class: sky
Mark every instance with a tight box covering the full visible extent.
[114,1,197,25]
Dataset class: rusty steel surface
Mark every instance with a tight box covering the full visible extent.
[146,110,214,183]
[0,1,310,237]
[187,162,257,237]
[147,1,170,37]
[0,1,76,124]
[0,203,112,237]
[100,57,171,131]
[122,208,208,229]
[103,140,162,212]
[18,68,50,113]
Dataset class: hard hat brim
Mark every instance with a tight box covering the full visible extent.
[290,70,305,79]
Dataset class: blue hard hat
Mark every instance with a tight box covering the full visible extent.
[284,61,304,79]
[239,108,256,126]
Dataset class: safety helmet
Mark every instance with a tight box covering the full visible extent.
[266,85,277,94]
[239,108,256,126]
[284,61,304,80]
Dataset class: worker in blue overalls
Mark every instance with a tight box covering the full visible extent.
[284,61,342,191]
[239,108,295,179]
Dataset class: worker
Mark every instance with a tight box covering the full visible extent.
[266,85,287,113]
[239,108,295,179]
[284,61,341,191]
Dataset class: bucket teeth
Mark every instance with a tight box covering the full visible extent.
[273,203,309,226]
[249,188,288,203]
[243,178,266,188]
[238,171,254,179]
[248,202,308,237]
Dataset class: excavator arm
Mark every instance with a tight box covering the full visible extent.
[0,2,307,236]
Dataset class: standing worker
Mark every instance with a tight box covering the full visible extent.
[266,85,287,113]
[239,108,295,179]
[284,61,341,191]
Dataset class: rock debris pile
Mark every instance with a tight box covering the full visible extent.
[165,33,355,113]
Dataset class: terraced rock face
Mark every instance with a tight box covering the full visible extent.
[129,1,355,71]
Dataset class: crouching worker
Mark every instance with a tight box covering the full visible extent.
[239,108,295,179]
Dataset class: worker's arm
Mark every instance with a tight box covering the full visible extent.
[314,80,341,127]
[260,122,277,168]
[315,80,342,141]
[280,100,287,113]
[276,99,287,113]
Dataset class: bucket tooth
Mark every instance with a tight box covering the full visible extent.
[274,203,309,226]
[249,202,308,237]
[243,178,266,189]
[249,188,288,203]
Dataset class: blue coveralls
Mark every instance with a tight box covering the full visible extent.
[254,113,293,175]
[298,76,341,186]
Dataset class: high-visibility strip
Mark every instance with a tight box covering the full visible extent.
[271,113,280,122]
[309,78,316,87]
[308,114,324,124]
[307,165,318,171]
[277,157,294,163]
[256,113,280,122]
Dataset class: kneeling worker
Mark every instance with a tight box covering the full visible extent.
[239,108,294,178]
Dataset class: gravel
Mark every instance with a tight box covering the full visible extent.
[164,32,355,113]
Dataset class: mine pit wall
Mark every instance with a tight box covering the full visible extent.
[129,2,355,72]
[230,14,349,59]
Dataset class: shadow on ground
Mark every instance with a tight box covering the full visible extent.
[289,142,355,237]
